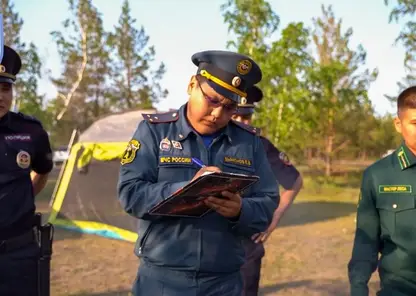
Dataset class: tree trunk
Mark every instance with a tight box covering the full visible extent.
[307,148,313,161]
[325,134,333,177]
[94,90,100,118]
[360,150,367,160]
[325,107,335,177]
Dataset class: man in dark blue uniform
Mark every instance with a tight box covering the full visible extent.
[0,45,54,295]
[118,50,279,296]
[232,86,303,296]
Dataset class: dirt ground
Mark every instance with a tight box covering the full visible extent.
[39,202,380,296]
[37,167,381,295]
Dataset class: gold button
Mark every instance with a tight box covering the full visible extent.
[154,116,158,120]
[179,134,183,138]
[392,204,397,209]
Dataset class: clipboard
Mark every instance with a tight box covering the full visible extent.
[148,171,259,218]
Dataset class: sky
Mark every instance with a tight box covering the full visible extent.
[13,0,409,116]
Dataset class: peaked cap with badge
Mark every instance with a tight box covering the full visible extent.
[0,45,21,84]
[234,85,263,116]
[191,50,262,104]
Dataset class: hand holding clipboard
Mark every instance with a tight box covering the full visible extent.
[148,158,259,218]
[190,158,243,218]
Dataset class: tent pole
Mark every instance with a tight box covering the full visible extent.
[48,128,79,207]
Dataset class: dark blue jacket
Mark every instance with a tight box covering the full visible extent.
[0,112,53,239]
[118,104,279,273]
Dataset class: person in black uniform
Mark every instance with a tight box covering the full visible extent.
[232,86,303,296]
[0,45,54,295]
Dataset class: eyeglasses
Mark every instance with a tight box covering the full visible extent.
[197,80,237,113]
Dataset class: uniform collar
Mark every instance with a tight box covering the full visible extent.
[177,104,232,143]
[0,112,10,128]
[396,143,416,170]
[177,104,193,141]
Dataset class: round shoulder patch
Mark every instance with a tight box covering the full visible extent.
[279,152,292,166]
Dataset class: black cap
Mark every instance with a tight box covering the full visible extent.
[191,50,262,104]
[0,45,21,84]
[234,85,263,115]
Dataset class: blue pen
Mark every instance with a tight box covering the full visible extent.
[192,157,206,168]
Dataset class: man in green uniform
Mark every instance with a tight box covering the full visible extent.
[348,85,416,296]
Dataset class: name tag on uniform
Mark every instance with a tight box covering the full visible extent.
[379,185,412,193]
[159,156,192,165]
[223,156,252,167]
[4,134,31,141]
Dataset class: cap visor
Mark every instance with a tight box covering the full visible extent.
[0,77,14,84]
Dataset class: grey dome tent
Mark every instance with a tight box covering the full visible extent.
[48,109,158,242]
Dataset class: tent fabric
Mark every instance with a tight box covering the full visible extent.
[48,109,158,242]
[76,143,127,169]
[79,109,157,142]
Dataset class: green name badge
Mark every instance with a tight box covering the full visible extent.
[379,185,412,193]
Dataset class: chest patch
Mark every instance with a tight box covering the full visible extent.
[159,156,192,164]
[4,134,31,141]
[159,138,172,152]
[379,185,412,194]
[223,156,252,167]
[16,150,31,169]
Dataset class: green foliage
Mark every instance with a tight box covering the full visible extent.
[0,0,50,128]
[255,22,314,153]
[47,0,166,146]
[107,0,167,110]
[3,0,403,164]
[48,0,110,144]
[221,0,279,57]
[222,0,394,177]
[385,0,416,100]
[309,5,379,175]
[221,0,313,155]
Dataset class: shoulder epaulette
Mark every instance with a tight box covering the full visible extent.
[142,110,179,123]
[232,120,260,135]
[15,112,43,126]
[397,146,411,170]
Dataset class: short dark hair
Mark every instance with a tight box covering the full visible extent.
[398,86,416,114]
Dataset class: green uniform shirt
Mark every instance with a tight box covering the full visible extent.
[348,144,416,296]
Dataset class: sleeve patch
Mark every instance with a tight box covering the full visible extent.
[279,152,292,166]
[121,139,141,165]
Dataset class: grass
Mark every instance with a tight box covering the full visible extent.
[34,165,381,296]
